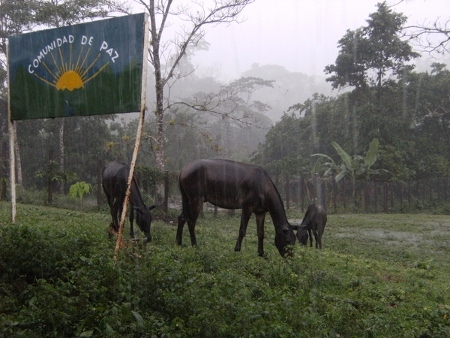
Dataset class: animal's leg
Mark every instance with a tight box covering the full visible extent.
[176,213,186,245]
[187,219,198,246]
[255,212,266,257]
[106,193,117,231]
[187,200,202,246]
[106,193,113,212]
[116,202,123,231]
[308,228,313,247]
[129,202,135,238]
[177,198,201,246]
[116,199,125,233]
[313,229,321,249]
[234,208,252,252]
[112,200,120,232]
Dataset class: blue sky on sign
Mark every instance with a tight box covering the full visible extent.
[8,14,147,119]
[9,14,145,88]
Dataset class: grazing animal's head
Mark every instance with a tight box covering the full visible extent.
[296,226,309,246]
[134,205,157,242]
[274,225,296,257]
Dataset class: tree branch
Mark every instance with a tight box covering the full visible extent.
[404,18,450,54]
[148,0,254,86]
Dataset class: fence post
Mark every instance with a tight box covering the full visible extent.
[315,175,322,206]
[1,141,7,200]
[343,178,347,211]
[408,181,411,208]
[365,181,369,213]
[285,173,290,209]
[163,170,169,213]
[399,181,403,211]
[374,181,378,213]
[300,176,305,212]
[417,180,420,206]
[97,159,103,206]
[445,177,448,201]
[428,178,432,204]
[333,178,337,213]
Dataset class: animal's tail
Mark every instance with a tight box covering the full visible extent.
[178,176,190,218]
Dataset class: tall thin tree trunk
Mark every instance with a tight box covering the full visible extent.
[59,118,65,194]
[1,141,7,200]
[48,149,54,205]
[13,123,22,186]
[149,0,166,172]
[155,110,165,170]
[97,159,103,206]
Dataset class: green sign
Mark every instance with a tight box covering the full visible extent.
[8,13,147,120]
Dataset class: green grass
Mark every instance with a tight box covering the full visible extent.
[1,202,449,337]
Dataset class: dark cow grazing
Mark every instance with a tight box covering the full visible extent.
[294,203,327,249]
[102,161,156,242]
[177,159,296,257]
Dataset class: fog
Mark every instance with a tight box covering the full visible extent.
[190,0,449,80]
[128,0,449,120]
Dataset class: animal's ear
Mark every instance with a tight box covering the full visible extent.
[291,223,301,231]
[148,204,157,211]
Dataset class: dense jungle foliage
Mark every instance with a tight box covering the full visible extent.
[251,3,450,182]
[2,3,450,205]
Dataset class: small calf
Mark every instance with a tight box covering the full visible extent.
[294,203,327,249]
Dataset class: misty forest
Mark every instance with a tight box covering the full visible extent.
[1,2,450,211]
[1,1,450,337]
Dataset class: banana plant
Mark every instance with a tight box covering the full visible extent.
[312,138,381,203]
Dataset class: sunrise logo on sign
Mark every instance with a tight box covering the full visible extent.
[8,13,147,120]
[28,35,118,91]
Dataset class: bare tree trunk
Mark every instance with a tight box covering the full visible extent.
[1,141,7,200]
[163,170,169,213]
[155,98,165,171]
[285,173,290,209]
[97,159,103,206]
[13,123,22,186]
[149,0,166,172]
[59,118,65,194]
[47,149,54,205]
[145,0,254,172]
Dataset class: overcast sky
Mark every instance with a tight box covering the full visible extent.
[187,0,449,80]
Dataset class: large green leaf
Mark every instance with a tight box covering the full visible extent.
[335,170,347,183]
[311,153,334,162]
[365,138,379,168]
[332,141,353,170]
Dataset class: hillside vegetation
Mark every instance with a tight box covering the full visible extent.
[1,202,449,337]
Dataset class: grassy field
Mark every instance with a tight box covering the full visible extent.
[1,201,449,337]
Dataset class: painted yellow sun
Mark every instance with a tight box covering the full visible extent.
[33,44,109,91]
[56,70,84,90]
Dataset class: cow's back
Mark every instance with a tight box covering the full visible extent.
[102,161,129,197]
[302,203,327,229]
[179,159,268,209]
